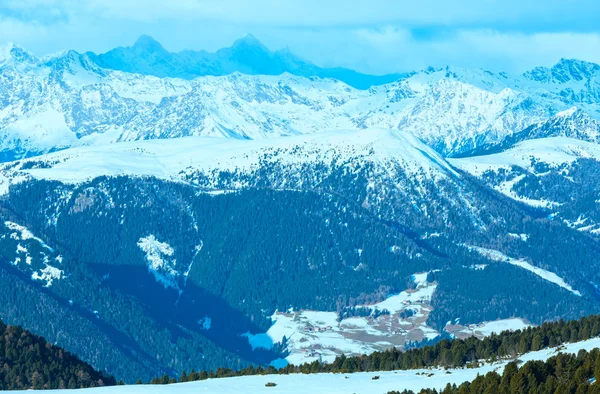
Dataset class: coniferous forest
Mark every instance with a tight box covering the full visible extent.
[148,314,600,384]
[1,175,599,382]
[3,305,600,391]
[0,320,116,390]
[388,350,600,394]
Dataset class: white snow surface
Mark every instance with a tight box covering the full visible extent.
[0,128,459,194]
[7,337,600,394]
[464,245,581,296]
[5,221,53,250]
[508,233,529,242]
[3,221,63,287]
[31,265,64,287]
[137,235,179,289]
[1,47,599,160]
[455,318,532,337]
[450,137,600,177]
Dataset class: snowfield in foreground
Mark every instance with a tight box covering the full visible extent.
[6,338,600,394]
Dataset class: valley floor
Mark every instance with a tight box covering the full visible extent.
[7,337,600,394]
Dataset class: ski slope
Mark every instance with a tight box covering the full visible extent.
[5,337,600,394]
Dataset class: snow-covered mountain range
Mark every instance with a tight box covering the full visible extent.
[1,36,599,161]
[2,35,600,384]
[451,135,600,233]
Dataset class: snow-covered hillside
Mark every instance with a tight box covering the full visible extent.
[450,137,600,178]
[245,272,439,366]
[0,221,64,287]
[461,245,582,296]
[6,337,600,394]
[460,108,600,156]
[1,40,599,160]
[0,128,458,193]
[450,137,600,233]
[0,127,505,237]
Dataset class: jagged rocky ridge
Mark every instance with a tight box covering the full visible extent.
[0,37,599,160]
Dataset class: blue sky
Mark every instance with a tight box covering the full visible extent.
[1,0,599,74]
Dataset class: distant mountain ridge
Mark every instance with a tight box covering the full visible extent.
[524,58,600,84]
[86,34,406,89]
[454,108,600,157]
[0,37,599,161]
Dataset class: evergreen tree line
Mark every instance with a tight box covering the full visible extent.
[389,348,600,394]
[338,306,391,321]
[0,320,116,390]
[147,314,600,385]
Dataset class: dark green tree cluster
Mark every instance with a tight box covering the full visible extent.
[428,264,600,330]
[389,349,600,394]
[0,320,116,390]
[147,314,600,384]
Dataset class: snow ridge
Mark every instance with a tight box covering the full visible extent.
[0,128,458,190]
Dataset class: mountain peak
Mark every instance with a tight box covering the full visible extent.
[552,58,600,75]
[524,58,600,83]
[133,35,166,52]
[0,43,38,64]
[231,34,269,52]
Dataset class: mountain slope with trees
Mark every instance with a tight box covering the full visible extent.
[0,319,116,390]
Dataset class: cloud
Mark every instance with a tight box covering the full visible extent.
[1,1,599,75]
[267,27,600,74]
[0,17,49,42]
[3,0,600,30]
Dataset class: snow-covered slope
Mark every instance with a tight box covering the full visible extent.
[450,137,600,177]
[1,39,600,160]
[0,128,457,191]
[461,108,600,156]
[462,245,582,296]
[246,272,439,366]
[511,107,600,144]
[450,137,600,232]
[6,337,600,394]
[0,221,64,287]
